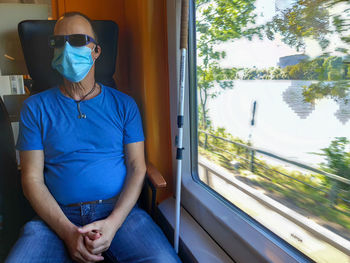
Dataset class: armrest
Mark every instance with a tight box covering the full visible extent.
[146,163,167,189]
[145,163,167,217]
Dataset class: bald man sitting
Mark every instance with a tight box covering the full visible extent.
[5,12,180,263]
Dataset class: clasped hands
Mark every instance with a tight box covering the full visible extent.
[64,217,119,263]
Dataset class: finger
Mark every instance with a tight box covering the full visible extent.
[85,236,108,255]
[84,235,104,251]
[72,253,93,263]
[78,223,99,234]
[79,240,104,262]
[84,235,96,252]
[80,248,104,262]
[92,245,109,255]
[87,230,101,240]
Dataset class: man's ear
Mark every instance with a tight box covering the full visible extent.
[94,45,101,60]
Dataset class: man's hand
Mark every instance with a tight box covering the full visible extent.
[78,218,120,255]
[63,226,105,263]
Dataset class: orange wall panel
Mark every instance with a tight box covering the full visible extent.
[124,0,173,203]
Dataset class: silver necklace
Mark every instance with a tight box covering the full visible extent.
[64,83,98,119]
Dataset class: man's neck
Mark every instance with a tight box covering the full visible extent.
[61,78,100,101]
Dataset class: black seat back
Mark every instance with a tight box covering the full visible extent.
[0,96,34,257]
[18,20,119,93]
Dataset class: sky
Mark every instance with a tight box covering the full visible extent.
[198,0,347,69]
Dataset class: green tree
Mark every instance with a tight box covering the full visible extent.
[323,56,345,80]
[265,0,334,51]
[315,137,350,205]
[196,0,260,148]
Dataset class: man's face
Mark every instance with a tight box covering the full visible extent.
[54,15,97,52]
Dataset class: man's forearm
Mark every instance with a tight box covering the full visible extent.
[22,176,75,240]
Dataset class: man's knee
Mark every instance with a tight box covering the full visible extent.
[5,219,71,263]
[21,219,51,235]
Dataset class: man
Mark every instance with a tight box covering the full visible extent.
[6,12,180,263]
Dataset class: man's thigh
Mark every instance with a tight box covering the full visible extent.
[105,206,181,263]
[5,219,74,263]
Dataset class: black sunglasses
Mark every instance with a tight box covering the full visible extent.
[48,34,97,48]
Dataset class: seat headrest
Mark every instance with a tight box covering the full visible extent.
[18,20,119,93]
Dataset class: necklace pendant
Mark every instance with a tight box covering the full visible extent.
[78,113,87,119]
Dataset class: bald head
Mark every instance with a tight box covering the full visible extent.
[54,12,97,41]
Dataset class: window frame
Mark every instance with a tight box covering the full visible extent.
[167,0,315,262]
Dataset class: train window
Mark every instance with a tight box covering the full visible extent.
[192,0,350,262]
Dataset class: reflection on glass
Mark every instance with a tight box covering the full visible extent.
[282,81,315,119]
[195,0,350,262]
[334,97,350,124]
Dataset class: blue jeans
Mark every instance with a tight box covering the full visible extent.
[5,202,181,263]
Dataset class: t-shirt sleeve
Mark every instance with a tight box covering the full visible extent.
[123,99,145,145]
[16,101,43,151]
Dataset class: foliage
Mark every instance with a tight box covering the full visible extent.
[196,0,261,132]
[265,0,332,51]
[264,0,350,52]
[317,137,350,181]
[302,80,350,104]
[241,67,288,80]
[198,127,350,235]
[239,55,349,81]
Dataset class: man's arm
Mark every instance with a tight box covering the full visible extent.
[109,141,147,224]
[80,141,147,254]
[20,150,104,263]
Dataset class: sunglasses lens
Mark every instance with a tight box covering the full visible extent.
[68,34,87,47]
[49,36,64,48]
[49,34,94,48]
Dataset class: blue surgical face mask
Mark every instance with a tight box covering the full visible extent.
[51,42,95,83]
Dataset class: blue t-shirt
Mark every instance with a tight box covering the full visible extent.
[16,84,144,205]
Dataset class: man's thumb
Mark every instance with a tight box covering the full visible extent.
[78,224,95,234]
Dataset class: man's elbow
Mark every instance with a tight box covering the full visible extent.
[138,164,147,178]
[132,163,147,179]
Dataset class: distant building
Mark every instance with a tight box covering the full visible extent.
[278,54,309,68]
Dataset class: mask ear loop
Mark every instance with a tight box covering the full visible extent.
[92,45,98,62]
[91,44,98,53]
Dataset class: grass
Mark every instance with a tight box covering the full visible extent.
[198,136,350,240]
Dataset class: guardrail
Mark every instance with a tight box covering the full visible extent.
[198,129,350,205]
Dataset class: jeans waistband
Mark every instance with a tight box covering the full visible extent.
[64,194,120,207]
